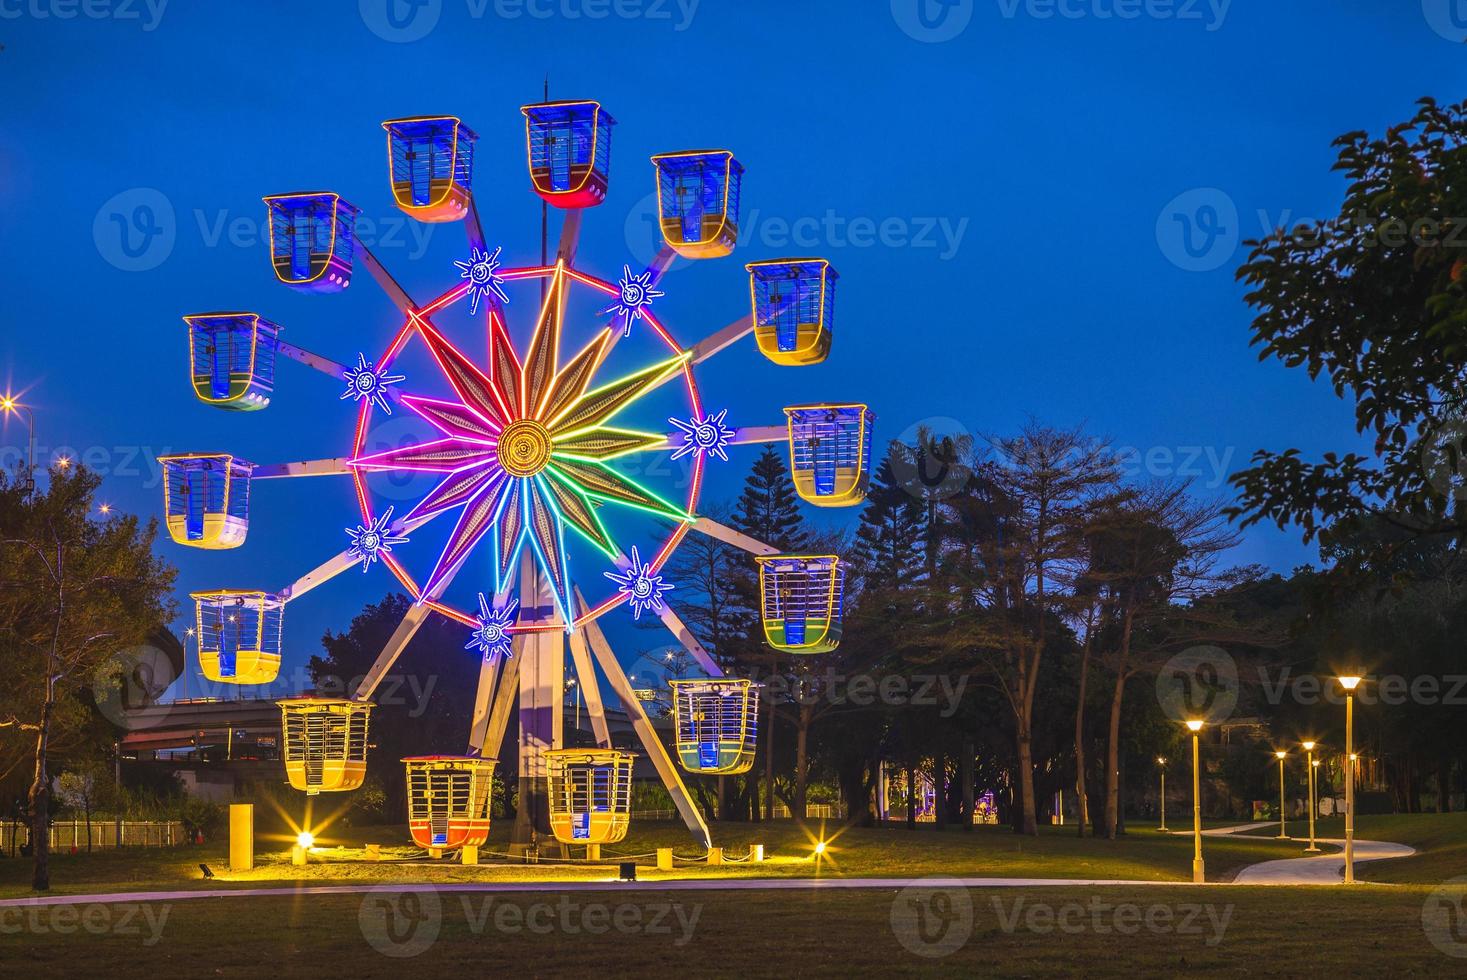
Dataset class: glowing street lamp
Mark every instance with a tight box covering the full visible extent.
[1337,675,1363,883]
[1186,719,1205,883]
[1156,756,1169,833]
[1274,750,1288,839]
[0,393,36,497]
[1301,740,1320,853]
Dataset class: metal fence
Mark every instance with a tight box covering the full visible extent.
[630,804,846,821]
[0,820,186,852]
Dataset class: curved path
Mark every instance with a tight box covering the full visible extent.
[1231,838,1415,884]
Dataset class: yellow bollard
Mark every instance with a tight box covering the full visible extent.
[752,843,765,862]
[429,847,443,860]
[586,843,600,861]
[707,846,723,866]
[228,804,254,872]
[365,843,381,861]
[291,845,307,866]
[656,848,674,871]
[461,845,478,865]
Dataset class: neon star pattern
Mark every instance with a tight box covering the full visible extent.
[346,505,410,572]
[669,408,734,463]
[467,595,517,661]
[454,246,510,316]
[604,546,673,620]
[350,262,694,622]
[342,354,406,414]
[608,265,665,336]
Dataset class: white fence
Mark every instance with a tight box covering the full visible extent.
[0,820,186,852]
[630,804,845,821]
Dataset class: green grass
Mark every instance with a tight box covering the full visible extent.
[0,885,1458,977]
[0,820,1312,899]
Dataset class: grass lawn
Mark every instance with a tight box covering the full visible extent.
[0,820,1314,899]
[0,884,1456,977]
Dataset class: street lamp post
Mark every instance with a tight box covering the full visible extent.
[1156,756,1168,833]
[0,394,37,497]
[1186,719,1205,883]
[1274,750,1288,839]
[1302,741,1319,853]
[1337,675,1363,884]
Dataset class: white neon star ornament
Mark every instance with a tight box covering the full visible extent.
[604,546,674,620]
[346,506,410,571]
[467,595,518,662]
[454,246,511,316]
[342,354,406,414]
[608,265,665,336]
[669,408,734,463]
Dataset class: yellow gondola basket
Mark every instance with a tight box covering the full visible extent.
[279,698,373,795]
[545,748,635,845]
[191,589,283,685]
[669,679,759,775]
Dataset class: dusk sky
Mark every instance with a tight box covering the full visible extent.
[2,1,1463,693]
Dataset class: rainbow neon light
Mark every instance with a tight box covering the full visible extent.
[351,261,693,622]
[468,595,517,661]
[604,546,672,620]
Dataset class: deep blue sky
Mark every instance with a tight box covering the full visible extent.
[2,1,1463,696]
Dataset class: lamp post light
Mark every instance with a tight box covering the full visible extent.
[1274,750,1288,839]
[566,677,581,732]
[1301,740,1319,853]
[1156,756,1168,833]
[0,394,37,497]
[1337,675,1363,883]
[1186,719,1205,883]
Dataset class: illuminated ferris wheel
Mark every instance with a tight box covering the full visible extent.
[158,101,874,854]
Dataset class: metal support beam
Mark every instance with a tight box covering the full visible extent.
[512,555,563,845]
[557,209,584,265]
[654,602,723,679]
[253,458,352,479]
[280,511,440,602]
[357,243,418,315]
[567,629,612,748]
[690,516,781,556]
[580,607,710,849]
[640,313,755,399]
[661,424,786,452]
[471,634,524,758]
[465,193,486,256]
[352,602,433,702]
[277,341,350,381]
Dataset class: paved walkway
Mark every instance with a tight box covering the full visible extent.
[1232,838,1415,884]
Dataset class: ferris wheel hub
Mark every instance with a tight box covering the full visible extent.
[498,418,553,477]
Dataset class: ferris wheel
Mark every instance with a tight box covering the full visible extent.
[158,101,875,855]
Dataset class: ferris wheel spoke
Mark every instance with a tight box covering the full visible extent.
[557,208,584,265]
[280,510,443,603]
[464,193,486,255]
[689,515,781,557]
[658,422,785,454]
[567,624,612,748]
[352,556,467,702]
[276,341,351,382]
[634,313,755,402]
[357,242,419,315]
[253,458,354,479]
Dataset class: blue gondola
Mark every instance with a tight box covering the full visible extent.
[157,453,254,549]
[784,404,874,507]
[651,150,744,258]
[747,259,838,366]
[521,101,615,208]
[263,192,360,292]
[183,312,280,410]
[382,116,478,222]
